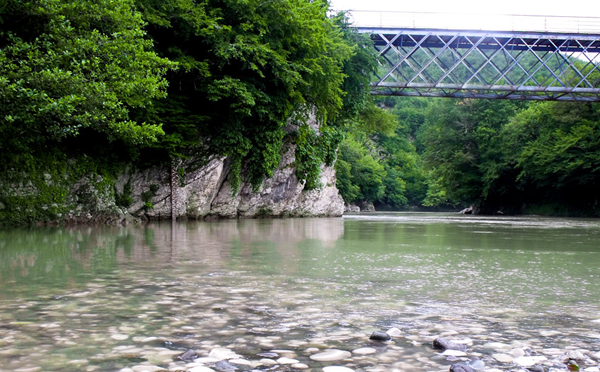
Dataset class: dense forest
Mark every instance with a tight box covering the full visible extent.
[339,97,600,216]
[1,0,600,221]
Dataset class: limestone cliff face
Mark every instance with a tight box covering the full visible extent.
[112,143,344,223]
[1,119,344,225]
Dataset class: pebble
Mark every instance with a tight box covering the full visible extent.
[322,367,355,372]
[492,353,514,363]
[111,334,129,341]
[277,357,299,364]
[352,347,377,355]
[260,359,278,366]
[511,348,525,357]
[310,349,352,361]
[292,363,309,369]
[442,350,467,357]
[386,328,402,337]
[131,366,165,372]
[513,356,547,366]
[189,368,215,372]
[209,348,241,360]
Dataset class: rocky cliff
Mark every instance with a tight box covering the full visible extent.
[117,145,344,223]
[0,144,344,225]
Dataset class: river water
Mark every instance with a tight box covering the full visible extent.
[1,213,600,372]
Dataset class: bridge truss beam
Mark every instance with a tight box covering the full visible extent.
[359,28,600,101]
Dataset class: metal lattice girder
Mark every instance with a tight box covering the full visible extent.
[358,28,600,101]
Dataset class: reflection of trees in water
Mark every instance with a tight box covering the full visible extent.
[0,219,345,293]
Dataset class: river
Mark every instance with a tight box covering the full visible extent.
[0,213,599,372]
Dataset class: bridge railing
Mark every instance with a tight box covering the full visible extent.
[338,10,600,35]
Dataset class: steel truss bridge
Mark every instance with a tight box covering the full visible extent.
[352,12,600,101]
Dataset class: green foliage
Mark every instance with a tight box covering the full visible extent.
[0,0,174,160]
[335,137,386,204]
[135,0,358,191]
[115,180,133,209]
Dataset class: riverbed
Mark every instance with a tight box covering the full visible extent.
[1,213,599,372]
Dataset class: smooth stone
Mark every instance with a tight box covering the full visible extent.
[443,350,467,357]
[179,349,198,361]
[195,358,220,364]
[310,350,352,362]
[513,356,547,367]
[483,342,511,350]
[433,338,467,351]
[323,367,354,372]
[209,348,241,360]
[306,348,320,353]
[229,359,253,366]
[292,363,309,369]
[539,331,561,337]
[511,349,525,358]
[189,368,215,372]
[450,364,476,372]
[277,357,299,364]
[259,359,277,366]
[214,360,238,372]
[370,331,391,341]
[119,369,134,372]
[492,353,514,363]
[257,352,278,358]
[111,334,129,341]
[584,368,600,372]
[386,328,402,337]
[131,366,165,372]
[352,347,377,355]
[468,359,485,370]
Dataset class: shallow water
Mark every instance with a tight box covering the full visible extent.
[1,213,600,372]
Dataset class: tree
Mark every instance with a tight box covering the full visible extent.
[419,99,527,209]
[0,0,173,162]
[134,0,362,190]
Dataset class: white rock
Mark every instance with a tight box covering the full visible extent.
[323,367,354,372]
[208,348,240,360]
[292,363,309,369]
[111,334,129,341]
[492,353,514,363]
[229,359,253,366]
[352,347,377,355]
[386,328,402,337]
[511,348,525,357]
[513,356,547,367]
[539,330,561,337]
[189,367,215,372]
[310,349,352,362]
[131,366,165,372]
[442,350,467,357]
[277,357,299,364]
[259,359,278,366]
[584,368,600,372]
[483,342,511,350]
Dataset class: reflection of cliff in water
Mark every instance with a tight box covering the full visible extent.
[0,218,344,296]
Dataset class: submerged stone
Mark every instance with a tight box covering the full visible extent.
[310,349,352,362]
[322,367,354,372]
[369,331,391,342]
[352,347,377,355]
[433,338,467,351]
